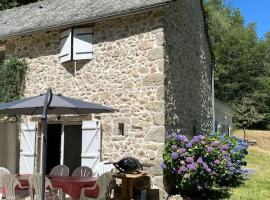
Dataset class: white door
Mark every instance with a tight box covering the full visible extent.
[20,122,36,174]
[81,121,101,175]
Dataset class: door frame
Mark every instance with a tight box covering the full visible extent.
[60,122,82,165]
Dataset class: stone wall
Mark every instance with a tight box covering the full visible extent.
[5,11,167,196]
[163,0,213,136]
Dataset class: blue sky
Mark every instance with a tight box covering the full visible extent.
[226,0,270,38]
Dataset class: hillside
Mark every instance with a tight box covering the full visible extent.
[233,129,270,153]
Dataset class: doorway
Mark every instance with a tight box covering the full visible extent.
[46,124,82,175]
[46,124,62,174]
[63,125,82,173]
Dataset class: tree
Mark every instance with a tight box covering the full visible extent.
[233,98,264,140]
[0,0,16,10]
[0,0,37,11]
[204,0,270,129]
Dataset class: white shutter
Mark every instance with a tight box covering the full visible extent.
[19,122,36,174]
[73,27,93,60]
[60,29,72,63]
[81,121,101,175]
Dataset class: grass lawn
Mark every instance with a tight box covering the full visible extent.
[227,130,270,199]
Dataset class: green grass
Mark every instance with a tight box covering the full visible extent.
[227,147,270,200]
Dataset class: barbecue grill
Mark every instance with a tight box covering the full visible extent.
[113,157,152,173]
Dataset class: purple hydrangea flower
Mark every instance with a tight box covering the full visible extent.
[207,146,214,153]
[203,163,211,173]
[178,166,187,173]
[173,133,189,143]
[197,157,203,164]
[171,152,179,160]
[221,144,229,150]
[192,135,204,143]
[203,163,209,170]
[211,141,220,147]
[182,135,189,143]
[173,132,182,141]
[160,163,167,169]
[191,136,200,143]
[227,161,232,167]
[165,132,171,140]
[186,157,194,163]
[222,150,227,155]
[187,163,197,170]
[186,142,193,148]
[214,160,221,165]
[171,145,177,149]
[179,148,186,154]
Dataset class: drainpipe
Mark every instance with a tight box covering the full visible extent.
[211,62,216,134]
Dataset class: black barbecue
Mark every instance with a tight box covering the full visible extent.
[113,157,152,173]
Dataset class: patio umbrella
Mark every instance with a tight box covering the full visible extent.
[0,88,117,200]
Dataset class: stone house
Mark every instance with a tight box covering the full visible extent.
[0,0,213,198]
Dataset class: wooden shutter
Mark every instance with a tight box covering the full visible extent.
[81,121,101,174]
[73,27,93,60]
[60,29,72,63]
[19,122,36,174]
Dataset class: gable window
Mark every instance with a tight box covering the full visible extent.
[60,27,93,64]
[0,45,5,64]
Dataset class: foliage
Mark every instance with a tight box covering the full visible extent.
[204,0,270,129]
[0,0,38,10]
[0,57,28,103]
[162,131,248,196]
[233,98,264,129]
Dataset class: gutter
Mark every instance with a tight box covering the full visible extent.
[0,1,172,40]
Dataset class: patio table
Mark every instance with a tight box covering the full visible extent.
[17,174,98,200]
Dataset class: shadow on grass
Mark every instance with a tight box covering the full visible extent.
[182,188,231,200]
[166,177,245,200]
[181,183,245,200]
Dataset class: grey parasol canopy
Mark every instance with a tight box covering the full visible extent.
[0,89,117,200]
[0,92,117,115]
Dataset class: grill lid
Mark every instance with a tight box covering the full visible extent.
[113,157,143,173]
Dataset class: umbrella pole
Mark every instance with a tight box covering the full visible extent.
[41,89,52,200]
[41,119,48,200]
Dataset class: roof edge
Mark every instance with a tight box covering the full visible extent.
[0,1,171,40]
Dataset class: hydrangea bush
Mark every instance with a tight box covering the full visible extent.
[162,131,248,194]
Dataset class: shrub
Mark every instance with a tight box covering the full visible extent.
[0,57,28,103]
[162,131,248,195]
